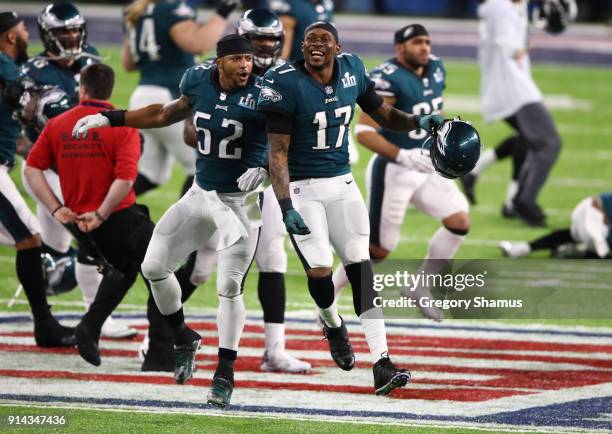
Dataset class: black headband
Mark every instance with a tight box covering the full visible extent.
[304,21,340,44]
[216,34,254,58]
[0,12,21,34]
[394,24,429,44]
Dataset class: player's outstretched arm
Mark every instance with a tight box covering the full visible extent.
[72,95,192,138]
[369,101,443,133]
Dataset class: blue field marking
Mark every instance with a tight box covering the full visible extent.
[2,312,612,339]
[1,393,611,430]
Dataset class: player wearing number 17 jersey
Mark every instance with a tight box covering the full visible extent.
[73,35,267,408]
[332,24,470,321]
[257,22,443,394]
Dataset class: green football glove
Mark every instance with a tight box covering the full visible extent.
[418,114,444,132]
[283,209,310,235]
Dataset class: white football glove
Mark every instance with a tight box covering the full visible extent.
[237,167,269,192]
[72,113,110,139]
[395,148,435,173]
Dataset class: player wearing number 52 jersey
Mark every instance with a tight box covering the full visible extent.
[73,35,266,409]
[257,22,443,395]
[122,0,239,197]
[332,25,470,321]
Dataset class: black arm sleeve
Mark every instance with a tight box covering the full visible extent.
[261,108,293,135]
[356,82,384,114]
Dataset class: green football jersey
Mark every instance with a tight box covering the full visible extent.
[257,53,373,179]
[370,56,446,150]
[125,0,196,97]
[268,0,333,61]
[179,63,268,193]
[0,53,21,165]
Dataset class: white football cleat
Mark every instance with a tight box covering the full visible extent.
[261,350,311,373]
[500,240,531,258]
[100,316,138,339]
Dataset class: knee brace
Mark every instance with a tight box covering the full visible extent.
[141,259,168,282]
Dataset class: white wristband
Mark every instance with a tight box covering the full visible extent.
[354,124,377,135]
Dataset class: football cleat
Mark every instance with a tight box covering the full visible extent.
[512,199,547,227]
[500,241,531,258]
[100,316,138,339]
[501,203,516,219]
[261,350,311,373]
[373,356,411,396]
[321,316,355,371]
[173,332,201,384]
[459,173,478,205]
[34,315,76,348]
[74,322,100,366]
[207,371,234,408]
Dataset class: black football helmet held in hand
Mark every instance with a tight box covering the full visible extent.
[427,119,481,179]
[38,2,87,61]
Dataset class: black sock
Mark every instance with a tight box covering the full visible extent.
[175,252,198,303]
[217,348,237,378]
[511,139,527,180]
[180,175,195,197]
[134,173,159,196]
[529,229,573,251]
[258,272,285,323]
[345,261,376,317]
[16,246,50,320]
[307,274,335,309]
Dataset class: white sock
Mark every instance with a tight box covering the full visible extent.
[360,308,388,362]
[426,227,465,263]
[75,262,102,309]
[318,303,342,328]
[504,180,519,207]
[217,294,246,352]
[264,322,285,353]
[472,148,497,175]
[332,265,349,302]
[149,273,182,316]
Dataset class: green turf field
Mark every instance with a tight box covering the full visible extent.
[1,45,610,323]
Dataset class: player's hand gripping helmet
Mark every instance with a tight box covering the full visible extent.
[428,118,481,179]
[238,9,284,70]
[38,2,87,61]
[531,0,577,34]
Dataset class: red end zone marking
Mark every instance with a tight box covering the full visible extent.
[0,369,532,402]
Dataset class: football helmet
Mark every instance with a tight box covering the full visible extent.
[32,86,73,134]
[428,119,481,179]
[237,9,284,70]
[531,0,577,34]
[42,248,78,296]
[38,2,87,61]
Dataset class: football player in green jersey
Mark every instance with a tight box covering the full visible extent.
[122,0,241,198]
[183,8,311,374]
[257,21,442,395]
[73,35,268,409]
[332,25,471,322]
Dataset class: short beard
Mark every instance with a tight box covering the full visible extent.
[403,55,427,70]
[15,38,28,64]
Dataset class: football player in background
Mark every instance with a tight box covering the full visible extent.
[122,0,241,198]
[332,24,470,322]
[501,193,612,259]
[19,2,136,338]
[0,11,75,348]
[73,35,270,409]
[257,21,442,394]
[461,0,570,227]
[182,8,311,374]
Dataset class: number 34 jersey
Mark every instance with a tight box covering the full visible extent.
[370,56,446,150]
[257,53,374,180]
[179,63,268,193]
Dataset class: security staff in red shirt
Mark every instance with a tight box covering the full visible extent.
[25,63,194,369]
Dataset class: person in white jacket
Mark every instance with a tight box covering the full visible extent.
[461,0,562,227]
